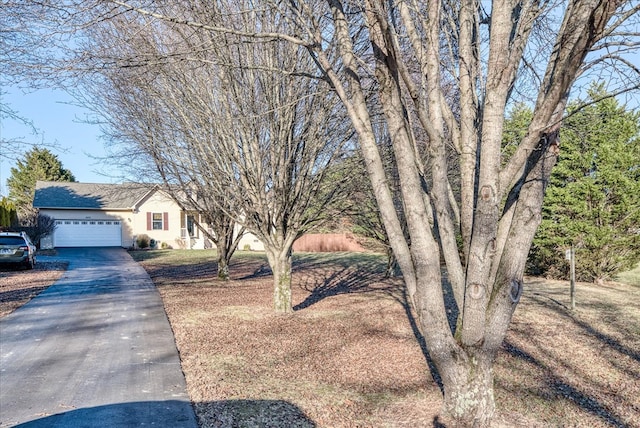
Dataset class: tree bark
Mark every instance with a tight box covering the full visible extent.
[440,350,496,427]
[217,255,230,281]
[42,0,634,425]
[266,246,293,313]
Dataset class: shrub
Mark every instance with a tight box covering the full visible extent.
[136,234,150,249]
[9,212,56,248]
[0,198,18,228]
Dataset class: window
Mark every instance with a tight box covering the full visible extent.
[152,213,163,230]
[147,212,168,231]
[187,215,196,237]
[0,236,27,246]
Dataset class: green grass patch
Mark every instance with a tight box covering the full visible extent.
[128,248,268,264]
[129,248,388,273]
[615,263,640,286]
[128,248,216,264]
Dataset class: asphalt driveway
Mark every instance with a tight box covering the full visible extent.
[0,248,197,427]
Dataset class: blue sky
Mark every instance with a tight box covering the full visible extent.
[1,71,637,200]
[0,87,121,197]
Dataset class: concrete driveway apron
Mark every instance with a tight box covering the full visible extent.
[0,248,197,427]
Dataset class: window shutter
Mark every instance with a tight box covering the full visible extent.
[163,212,169,230]
[146,212,152,231]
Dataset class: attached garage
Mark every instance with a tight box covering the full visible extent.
[54,219,123,247]
[33,181,188,249]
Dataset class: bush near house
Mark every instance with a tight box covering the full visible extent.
[0,198,18,228]
[4,213,56,249]
[136,234,151,249]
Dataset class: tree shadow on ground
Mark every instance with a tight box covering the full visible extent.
[499,279,640,426]
[527,288,640,364]
[290,255,456,393]
[0,285,49,303]
[10,399,316,428]
[144,261,220,286]
[10,400,196,428]
[237,261,273,279]
[195,399,317,427]
[292,261,395,310]
[501,341,628,427]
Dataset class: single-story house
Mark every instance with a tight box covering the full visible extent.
[33,180,264,250]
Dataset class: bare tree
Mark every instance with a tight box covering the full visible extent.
[265,1,639,425]
[158,0,635,424]
[185,6,353,312]
[0,1,73,160]
[4,0,639,424]
[341,141,403,277]
[69,26,246,280]
[74,2,352,309]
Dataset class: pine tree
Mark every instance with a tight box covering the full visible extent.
[529,84,640,283]
[501,103,534,167]
[6,148,76,216]
[0,197,18,228]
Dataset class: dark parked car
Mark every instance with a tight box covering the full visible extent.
[0,232,37,269]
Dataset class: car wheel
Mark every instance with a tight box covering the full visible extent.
[25,258,34,270]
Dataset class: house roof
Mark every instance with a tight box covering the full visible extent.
[33,181,157,210]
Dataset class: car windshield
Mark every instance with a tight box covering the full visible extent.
[0,237,26,246]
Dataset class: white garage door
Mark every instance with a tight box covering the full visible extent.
[54,220,122,247]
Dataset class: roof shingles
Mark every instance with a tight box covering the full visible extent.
[33,181,155,210]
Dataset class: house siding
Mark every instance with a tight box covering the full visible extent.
[133,191,182,248]
[39,189,182,248]
[36,184,267,251]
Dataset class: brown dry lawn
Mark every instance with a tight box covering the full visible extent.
[2,250,638,427]
[0,259,67,318]
[131,250,640,428]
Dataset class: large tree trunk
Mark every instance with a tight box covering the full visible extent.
[265,246,293,313]
[435,132,558,425]
[441,350,496,427]
[420,275,517,427]
[207,216,243,282]
[273,0,622,425]
[217,255,230,281]
[407,268,505,426]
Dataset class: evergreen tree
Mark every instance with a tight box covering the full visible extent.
[501,103,533,167]
[529,84,640,283]
[0,197,18,228]
[7,147,76,216]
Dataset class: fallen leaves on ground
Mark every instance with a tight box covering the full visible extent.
[134,251,640,428]
[0,261,67,318]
